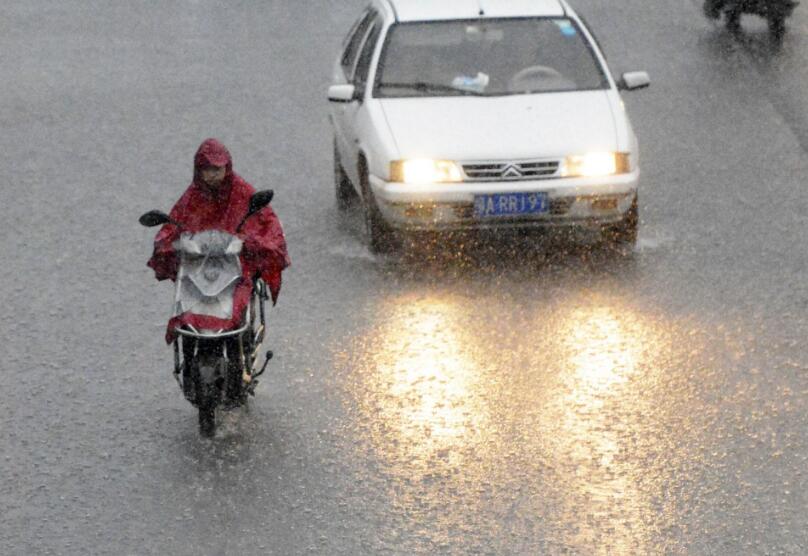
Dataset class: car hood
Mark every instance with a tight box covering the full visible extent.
[379,91,618,161]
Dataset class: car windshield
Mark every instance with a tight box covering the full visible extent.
[375,18,609,98]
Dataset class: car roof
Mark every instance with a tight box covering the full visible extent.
[385,0,567,22]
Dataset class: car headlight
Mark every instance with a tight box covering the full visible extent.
[560,153,631,178]
[390,159,463,184]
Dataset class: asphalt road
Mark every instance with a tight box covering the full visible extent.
[2,0,808,554]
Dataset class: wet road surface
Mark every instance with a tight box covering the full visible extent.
[2,0,808,554]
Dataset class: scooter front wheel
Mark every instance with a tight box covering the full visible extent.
[196,373,217,437]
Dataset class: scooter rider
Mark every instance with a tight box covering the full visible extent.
[147,138,291,342]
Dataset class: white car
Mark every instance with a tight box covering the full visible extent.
[328,0,649,253]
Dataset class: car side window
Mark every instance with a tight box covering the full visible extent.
[341,9,376,77]
[353,18,382,91]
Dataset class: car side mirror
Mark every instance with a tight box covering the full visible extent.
[139,210,173,228]
[618,71,651,91]
[328,84,359,103]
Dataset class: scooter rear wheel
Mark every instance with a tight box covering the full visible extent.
[726,7,742,33]
[769,16,786,43]
[198,405,215,438]
[703,0,723,19]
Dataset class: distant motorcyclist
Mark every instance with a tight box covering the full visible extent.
[148,138,290,341]
[703,0,798,41]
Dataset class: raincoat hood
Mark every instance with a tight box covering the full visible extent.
[194,138,232,169]
[193,138,234,192]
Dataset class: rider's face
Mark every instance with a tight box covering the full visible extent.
[200,164,227,188]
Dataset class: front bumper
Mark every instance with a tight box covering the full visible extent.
[368,170,640,231]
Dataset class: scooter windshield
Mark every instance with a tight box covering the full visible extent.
[173,230,243,320]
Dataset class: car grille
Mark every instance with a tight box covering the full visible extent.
[462,159,560,181]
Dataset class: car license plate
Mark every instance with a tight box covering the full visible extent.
[474,192,549,218]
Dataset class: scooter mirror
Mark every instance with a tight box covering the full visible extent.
[139,210,172,227]
[247,190,274,216]
[236,190,275,233]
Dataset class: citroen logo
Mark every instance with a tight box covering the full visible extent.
[502,165,523,178]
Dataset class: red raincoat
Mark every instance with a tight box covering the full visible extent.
[148,139,290,343]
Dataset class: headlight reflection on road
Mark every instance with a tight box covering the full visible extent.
[340,291,704,551]
[352,295,490,471]
[566,306,641,400]
[545,304,672,553]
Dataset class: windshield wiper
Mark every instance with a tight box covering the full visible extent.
[378,81,487,96]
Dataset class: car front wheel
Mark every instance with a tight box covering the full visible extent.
[602,196,638,247]
[334,140,357,211]
[359,163,399,254]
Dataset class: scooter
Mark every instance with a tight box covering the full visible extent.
[704,0,799,42]
[139,190,275,437]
